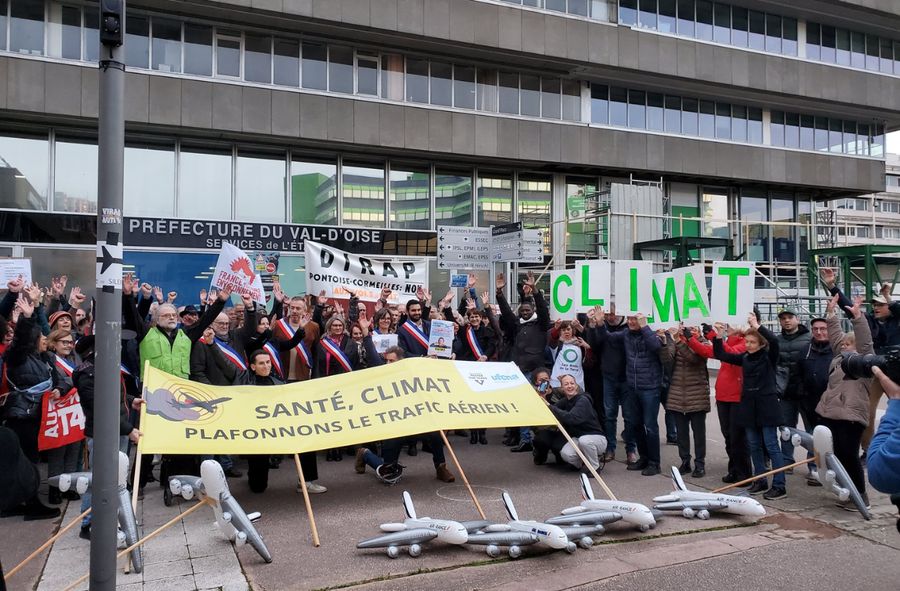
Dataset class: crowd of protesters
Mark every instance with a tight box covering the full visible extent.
[2,265,899,539]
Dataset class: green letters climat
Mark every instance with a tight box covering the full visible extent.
[717,266,750,315]
[553,273,573,313]
[629,267,639,311]
[580,264,605,307]
[681,272,710,318]
[650,276,680,324]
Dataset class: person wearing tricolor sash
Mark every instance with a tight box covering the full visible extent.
[243,313,307,381]
[45,329,83,504]
[397,298,431,358]
[451,307,498,445]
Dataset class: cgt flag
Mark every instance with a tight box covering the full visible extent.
[211,242,266,306]
[139,360,555,454]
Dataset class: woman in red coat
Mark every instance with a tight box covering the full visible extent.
[686,323,751,483]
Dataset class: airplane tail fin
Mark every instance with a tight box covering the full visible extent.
[670,466,688,491]
[402,490,417,520]
[580,473,596,501]
[501,491,519,521]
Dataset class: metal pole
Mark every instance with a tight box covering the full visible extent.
[92,2,125,589]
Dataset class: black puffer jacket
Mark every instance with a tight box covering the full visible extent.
[497,289,551,374]
[776,325,811,400]
[549,392,604,437]
[73,360,136,438]
[798,339,832,407]
[585,320,627,381]
[713,326,782,428]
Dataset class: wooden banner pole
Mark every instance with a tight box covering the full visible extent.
[438,430,486,520]
[712,457,815,493]
[293,453,321,547]
[4,508,92,581]
[553,421,618,501]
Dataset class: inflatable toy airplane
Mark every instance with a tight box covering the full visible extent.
[653,467,766,520]
[779,425,872,520]
[169,460,273,562]
[357,491,488,558]
[555,474,657,532]
[465,492,579,558]
[50,451,143,572]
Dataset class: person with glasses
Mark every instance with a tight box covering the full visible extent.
[44,329,83,504]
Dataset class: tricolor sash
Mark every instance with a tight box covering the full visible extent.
[120,364,131,376]
[466,327,484,360]
[215,339,248,371]
[401,321,429,349]
[263,342,284,378]
[54,355,75,377]
[275,318,312,367]
[320,337,353,373]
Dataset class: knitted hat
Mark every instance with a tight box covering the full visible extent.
[48,311,73,328]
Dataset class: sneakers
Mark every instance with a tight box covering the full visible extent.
[807,470,823,487]
[721,473,738,484]
[836,493,870,512]
[747,480,768,495]
[79,525,91,540]
[763,487,787,500]
[355,448,368,474]
[626,451,638,465]
[692,467,706,478]
[678,460,692,475]
[510,441,533,453]
[435,463,456,483]
[641,463,661,476]
[627,458,648,471]
[601,451,615,463]
[375,463,404,485]
[297,481,328,494]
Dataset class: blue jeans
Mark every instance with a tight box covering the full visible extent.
[603,376,636,454]
[81,436,130,528]
[746,426,786,489]
[665,409,678,442]
[779,399,815,470]
[628,387,661,465]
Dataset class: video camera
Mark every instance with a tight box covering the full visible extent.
[840,351,900,384]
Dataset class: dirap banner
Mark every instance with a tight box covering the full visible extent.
[140,360,555,454]
[211,242,266,305]
[305,240,428,303]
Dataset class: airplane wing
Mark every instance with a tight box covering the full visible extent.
[465,531,539,546]
[459,520,493,533]
[653,501,728,512]
[357,529,439,549]
[546,510,623,526]
[560,525,604,539]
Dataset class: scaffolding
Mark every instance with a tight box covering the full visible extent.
[807,245,900,308]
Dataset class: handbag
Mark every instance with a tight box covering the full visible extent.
[2,377,52,420]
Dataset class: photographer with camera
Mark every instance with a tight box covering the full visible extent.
[868,366,900,495]
[815,295,873,510]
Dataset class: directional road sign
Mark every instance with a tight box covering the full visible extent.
[437,226,492,270]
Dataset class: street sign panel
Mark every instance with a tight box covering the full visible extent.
[492,222,523,262]
[521,229,544,263]
[437,226,492,270]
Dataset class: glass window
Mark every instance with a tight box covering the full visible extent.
[342,162,385,228]
[638,0,657,30]
[48,3,82,60]
[434,170,472,226]
[290,158,337,225]
[454,65,476,109]
[591,0,610,20]
[520,74,541,117]
[731,7,748,48]
[244,34,272,84]
[895,42,900,77]
[542,77,561,119]
[748,107,762,144]
[152,18,182,73]
[356,53,379,96]
[829,119,843,153]
[881,38,894,74]
[658,0,676,34]
[517,175,552,255]
[0,0,7,51]
[562,80,581,122]
[178,149,232,220]
[814,117,828,151]
[389,165,430,230]
[681,97,698,135]
[620,0,637,26]
[0,134,49,210]
[857,123,870,156]
[698,100,715,138]
[236,153,286,222]
[765,14,781,53]
[546,0,567,12]
[820,25,836,63]
[216,33,241,78]
[125,14,150,69]
[770,111,785,147]
[83,6,98,62]
[430,61,453,107]
[302,42,327,90]
[731,105,747,142]
[628,90,646,129]
[328,45,353,94]
[741,193,768,262]
[850,31,866,69]
[843,120,857,155]
[872,124,885,158]
[647,92,664,131]
[10,0,44,55]
[771,198,795,262]
[54,140,98,213]
[184,23,213,76]
[273,38,300,87]
[700,188,728,259]
[610,86,628,127]
[748,10,765,51]
[784,112,800,149]
[866,34,879,71]
[695,1,713,41]
[714,102,731,139]
[782,17,797,55]
[591,84,609,124]
[124,144,175,217]
[477,173,512,227]
[800,115,814,150]
[499,71,519,115]
[835,28,851,66]
[381,54,404,101]
[713,3,730,44]
[568,0,589,16]
[25,248,95,298]
[676,0,694,37]
[477,68,498,112]
[664,95,681,133]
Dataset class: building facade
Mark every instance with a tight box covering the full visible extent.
[1,0,899,301]
[826,153,900,247]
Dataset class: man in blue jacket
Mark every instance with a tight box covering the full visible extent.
[591,308,663,476]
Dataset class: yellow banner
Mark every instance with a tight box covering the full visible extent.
[140,360,556,454]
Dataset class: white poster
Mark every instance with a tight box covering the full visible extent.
[648,271,680,330]
[673,264,712,326]
[550,270,576,320]
[711,261,756,325]
[427,319,454,358]
[614,260,653,315]
[304,240,428,303]
[574,260,611,313]
[211,242,266,305]
[0,258,32,284]
[371,333,398,354]
[550,343,585,390]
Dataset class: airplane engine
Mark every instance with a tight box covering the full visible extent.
[682,508,696,519]
[697,510,710,520]
[235,531,247,546]
[57,474,72,492]
[169,478,182,496]
[386,546,400,559]
[408,544,422,558]
[835,487,850,502]
[578,536,593,549]
[486,544,501,558]
[825,470,837,485]
[182,485,194,500]
[222,511,233,523]
[791,433,802,447]
[508,545,522,559]
[565,541,577,554]
[76,476,91,495]
[639,524,651,532]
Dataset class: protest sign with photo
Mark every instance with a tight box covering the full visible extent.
[427,320,455,358]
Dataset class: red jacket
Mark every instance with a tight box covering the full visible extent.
[686,333,746,403]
